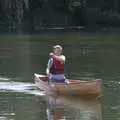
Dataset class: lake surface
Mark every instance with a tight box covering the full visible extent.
[0,33,120,120]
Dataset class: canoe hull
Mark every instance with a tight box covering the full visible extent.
[33,73,101,97]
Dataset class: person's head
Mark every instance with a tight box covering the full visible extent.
[53,45,63,55]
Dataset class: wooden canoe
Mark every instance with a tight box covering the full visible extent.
[33,73,101,97]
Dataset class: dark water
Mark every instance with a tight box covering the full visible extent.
[0,34,120,120]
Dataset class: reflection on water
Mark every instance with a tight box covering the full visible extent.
[45,95,101,120]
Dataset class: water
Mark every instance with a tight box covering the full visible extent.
[0,34,120,120]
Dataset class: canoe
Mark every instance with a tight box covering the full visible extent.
[33,73,101,97]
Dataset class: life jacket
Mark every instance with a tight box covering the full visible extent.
[50,58,64,75]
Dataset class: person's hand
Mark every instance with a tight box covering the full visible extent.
[49,52,54,58]
[47,73,50,77]
[47,73,51,80]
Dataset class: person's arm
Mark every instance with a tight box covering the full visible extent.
[53,55,65,63]
[46,59,52,75]
[49,53,65,63]
[46,68,49,76]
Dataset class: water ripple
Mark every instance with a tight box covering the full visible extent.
[0,77,10,81]
[0,81,45,96]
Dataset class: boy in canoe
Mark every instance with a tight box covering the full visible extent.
[46,45,66,83]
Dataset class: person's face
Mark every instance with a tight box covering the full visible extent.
[54,47,62,55]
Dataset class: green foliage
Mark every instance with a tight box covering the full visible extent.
[0,0,119,32]
[71,0,87,7]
